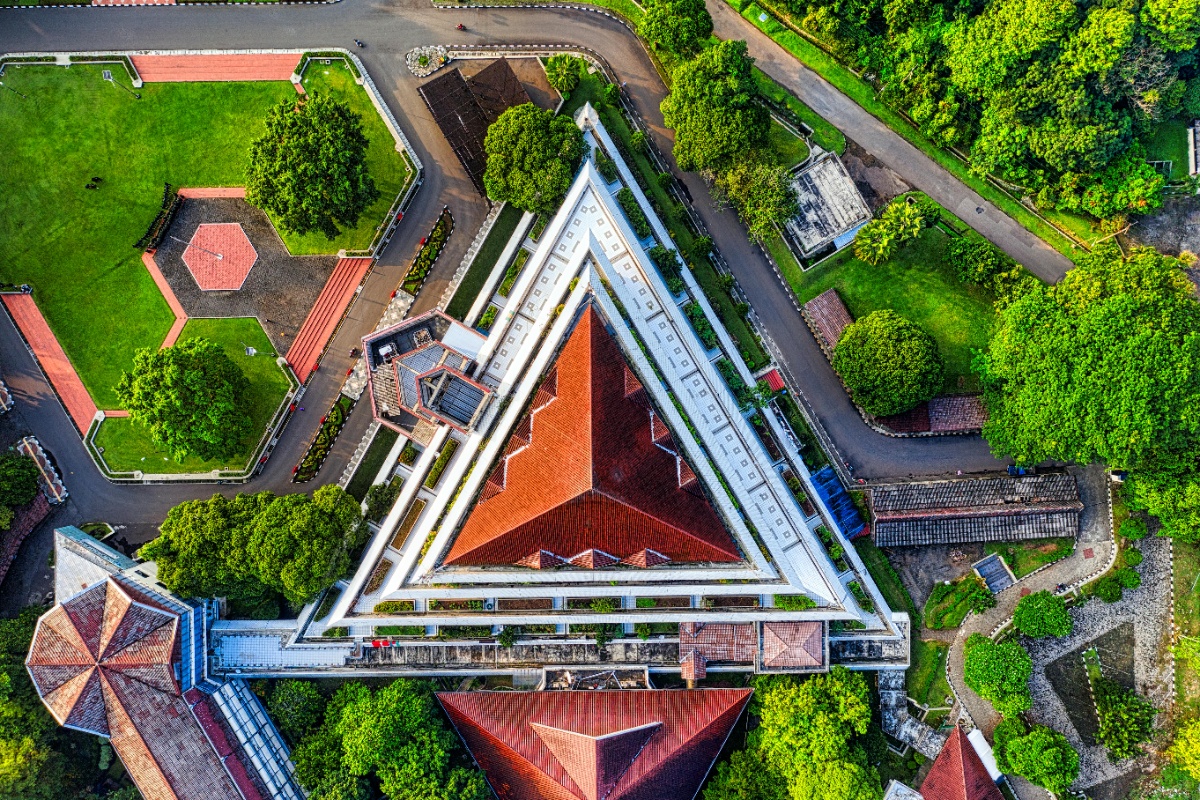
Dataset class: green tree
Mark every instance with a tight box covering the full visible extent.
[639,0,714,57]
[661,40,769,173]
[0,454,38,512]
[1141,0,1200,52]
[751,669,882,800]
[245,486,368,605]
[1012,590,1073,638]
[832,310,944,417]
[1003,725,1080,793]
[268,680,325,745]
[880,199,925,241]
[246,93,379,240]
[962,633,1032,716]
[544,55,580,93]
[949,238,1014,286]
[1093,678,1156,761]
[976,245,1200,504]
[852,220,897,266]
[703,750,787,800]
[484,103,586,216]
[716,161,798,240]
[115,337,251,463]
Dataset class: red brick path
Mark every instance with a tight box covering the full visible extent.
[1,294,98,433]
[183,223,258,291]
[92,0,175,5]
[141,252,189,348]
[130,54,302,83]
[286,257,373,384]
[177,187,247,199]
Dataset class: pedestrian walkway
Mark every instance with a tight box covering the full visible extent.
[91,0,175,6]
[177,188,247,199]
[130,54,302,83]
[286,257,373,384]
[141,251,188,347]
[0,294,97,433]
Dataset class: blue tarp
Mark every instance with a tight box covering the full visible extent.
[811,465,866,536]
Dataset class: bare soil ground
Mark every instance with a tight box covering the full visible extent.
[1127,195,1200,257]
[842,139,912,212]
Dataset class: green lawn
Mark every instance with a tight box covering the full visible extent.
[292,60,414,254]
[345,426,400,501]
[92,317,292,474]
[783,226,996,393]
[732,0,1082,264]
[984,538,1074,579]
[1175,542,1200,715]
[445,203,524,320]
[0,63,407,407]
[854,538,918,620]
[753,67,846,155]
[923,576,987,629]
[1144,118,1191,182]
[909,639,953,709]
[768,119,810,168]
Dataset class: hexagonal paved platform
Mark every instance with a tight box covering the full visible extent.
[183,223,258,291]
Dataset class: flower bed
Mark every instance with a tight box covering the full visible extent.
[685,303,719,350]
[294,394,355,482]
[363,558,393,594]
[616,187,653,239]
[388,498,426,550]
[477,305,499,334]
[376,625,425,636]
[750,412,783,461]
[373,600,415,613]
[815,524,851,572]
[401,207,453,296]
[781,469,816,515]
[429,599,485,611]
[424,438,459,488]
[774,594,817,610]
[847,581,874,612]
[498,248,530,297]
[405,46,448,78]
[438,625,494,639]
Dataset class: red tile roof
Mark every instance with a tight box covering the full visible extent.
[761,622,824,669]
[920,727,1003,800]
[26,579,244,800]
[437,689,751,800]
[448,307,740,566]
[678,623,756,664]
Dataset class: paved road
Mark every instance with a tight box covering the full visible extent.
[0,0,1008,543]
[708,0,1075,283]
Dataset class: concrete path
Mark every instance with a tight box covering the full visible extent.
[708,0,1074,283]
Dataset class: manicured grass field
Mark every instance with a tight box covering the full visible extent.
[984,538,1074,579]
[909,639,953,709]
[753,67,845,155]
[291,60,414,254]
[0,62,408,407]
[768,119,811,168]
[345,426,400,501]
[922,576,985,629]
[782,226,996,393]
[445,203,525,320]
[854,538,918,620]
[92,317,293,474]
[1144,118,1191,182]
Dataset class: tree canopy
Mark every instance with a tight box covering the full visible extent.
[705,669,884,800]
[267,680,325,746]
[661,40,769,173]
[976,244,1200,537]
[773,0,1189,221]
[716,161,799,240]
[483,103,586,216]
[1170,719,1200,780]
[290,679,488,800]
[1094,677,1157,761]
[140,486,366,609]
[115,337,252,463]
[544,55,580,94]
[1012,590,1073,638]
[246,93,380,240]
[962,633,1033,716]
[0,453,39,524]
[832,310,944,416]
[997,724,1080,793]
[639,0,714,57]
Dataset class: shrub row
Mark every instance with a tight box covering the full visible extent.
[401,208,453,295]
[424,438,459,489]
[616,187,653,239]
[295,395,355,482]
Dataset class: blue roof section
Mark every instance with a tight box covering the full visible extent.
[811,466,866,536]
[57,526,137,570]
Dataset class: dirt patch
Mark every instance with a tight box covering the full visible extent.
[1044,622,1136,746]
[1126,195,1200,257]
[841,139,911,212]
[496,597,553,611]
[885,544,984,610]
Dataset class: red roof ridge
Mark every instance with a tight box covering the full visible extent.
[919,727,1002,800]
[531,720,661,800]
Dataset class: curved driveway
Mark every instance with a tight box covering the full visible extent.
[0,0,1009,540]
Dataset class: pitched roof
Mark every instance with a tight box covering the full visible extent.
[446,306,740,566]
[437,689,751,800]
[761,622,824,669]
[26,578,244,800]
[678,623,756,664]
[919,727,1003,800]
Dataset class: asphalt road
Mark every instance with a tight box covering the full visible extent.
[0,0,1010,544]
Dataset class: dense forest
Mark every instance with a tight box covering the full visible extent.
[774,0,1199,219]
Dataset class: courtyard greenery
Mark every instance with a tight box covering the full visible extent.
[1012,590,1073,638]
[993,718,1080,794]
[139,486,367,612]
[345,426,400,502]
[923,575,995,629]
[963,632,1032,716]
[0,63,410,408]
[832,309,944,416]
[782,224,997,394]
[295,394,356,483]
[115,336,251,462]
[266,679,325,746]
[246,92,379,241]
[445,203,524,319]
[1175,542,1200,715]
[909,639,953,711]
[1093,676,1157,761]
[95,318,292,474]
[983,538,1074,578]
[704,669,883,800]
[402,208,454,295]
[283,679,489,800]
[977,244,1200,540]
[484,103,586,216]
[638,0,713,58]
